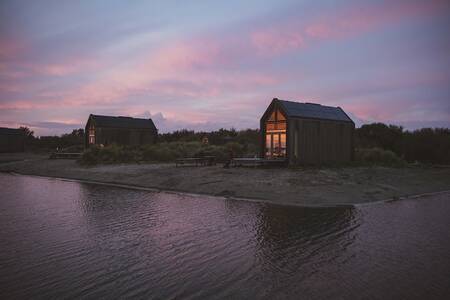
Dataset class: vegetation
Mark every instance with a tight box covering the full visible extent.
[355,148,406,167]
[355,123,450,165]
[18,123,450,166]
[79,141,255,165]
[159,128,259,146]
[20,128,85,153]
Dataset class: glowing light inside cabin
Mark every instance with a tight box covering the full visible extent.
[265,109,286,158]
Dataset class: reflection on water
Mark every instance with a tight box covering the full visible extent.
[0,173,449,299]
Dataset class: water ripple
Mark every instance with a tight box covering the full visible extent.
[1,173,449,299]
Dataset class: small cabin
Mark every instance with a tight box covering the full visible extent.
[85,114,157,148]
[260,98,354,165]
[0,127,25,153]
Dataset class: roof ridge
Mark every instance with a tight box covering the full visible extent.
[91,114,151,120]
[275,98,340,109]
[272,98,353,123]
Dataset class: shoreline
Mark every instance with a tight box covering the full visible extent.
[4,171,356,208]
[3,170,450,209]
[1,153,450,207]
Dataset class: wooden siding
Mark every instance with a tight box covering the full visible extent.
[0,134,25,153]
[95,127,156,146]
[286,118,354,165]
[84,116,157,148]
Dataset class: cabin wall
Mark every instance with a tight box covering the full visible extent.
[287,118,354,165]
[0,134,25,153]
[95,128,157,146]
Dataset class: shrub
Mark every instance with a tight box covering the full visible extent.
[78,140,260,165]
[355,147,406,167]
[356,124,450,164]
[79,144,140,165]
[79,146,101,165]
[141,143,177,162]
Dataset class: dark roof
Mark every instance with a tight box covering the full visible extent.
[0,127,23,135]
[274,98,353,123]
[89,115,157,131]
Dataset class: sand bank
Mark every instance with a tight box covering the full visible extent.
[1,153,450,207]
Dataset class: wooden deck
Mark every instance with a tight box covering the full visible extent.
[231,158,287,167]
[49,152,82,159]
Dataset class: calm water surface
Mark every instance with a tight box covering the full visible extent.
[0,173,449,299]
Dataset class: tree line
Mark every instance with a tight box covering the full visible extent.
[19,123,450,164]
[19,127,85,152]
[355,123,450,164]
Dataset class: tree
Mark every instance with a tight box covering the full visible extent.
[356,123,403,154]
[19,126,35,139]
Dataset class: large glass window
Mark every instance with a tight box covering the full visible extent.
[89,125,95,145]
[265,108,287,158]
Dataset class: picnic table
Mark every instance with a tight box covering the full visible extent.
[230,157,287,167]
[49,152,82,159]
[175,156,216,167]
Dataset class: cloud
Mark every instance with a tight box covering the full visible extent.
[132,110,257,133]
[1,0,449,136]
[0,119,83,136]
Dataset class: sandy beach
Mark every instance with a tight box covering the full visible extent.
[1,153,450,207]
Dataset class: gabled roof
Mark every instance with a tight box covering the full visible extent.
[0,127,24,135]
[274,98,353,123]
[88,115,157,131]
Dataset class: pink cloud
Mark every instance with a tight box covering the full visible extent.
[305,0,449,40]
[0,36,26,61]
[15,57,102,77]
[346,99,412,122]
[0,33,102,81]
[0,101,36,110]
[251,29,304,56]
[37,58,100,76]
[2,0,448,132]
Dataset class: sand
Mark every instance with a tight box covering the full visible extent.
[1,153,450,207]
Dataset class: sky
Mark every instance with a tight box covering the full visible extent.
[0,0,449,136]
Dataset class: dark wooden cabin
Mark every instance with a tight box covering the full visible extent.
[260,98,354,165]
[0,127,25,153]
[85,114,157,148]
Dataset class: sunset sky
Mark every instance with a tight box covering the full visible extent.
[1,0,449,135]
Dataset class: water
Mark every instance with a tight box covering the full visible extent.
[0,173,449,299]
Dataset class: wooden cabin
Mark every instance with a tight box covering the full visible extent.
[84,114,157,148]
[260,98,354,165]
[0,127,25,153]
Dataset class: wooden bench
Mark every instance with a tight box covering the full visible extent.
[231,158,287,167]
[175,156,216,167]
[49,152,82,159]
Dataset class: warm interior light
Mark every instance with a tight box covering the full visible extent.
[265,108,286,158]
[89,125,95,144]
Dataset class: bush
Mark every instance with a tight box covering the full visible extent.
[356,124,450,165]
[355,148,406,167]
[141,143,178,162]
[78,140,259,166]
[79,146,101,165]
[79,144,141,165]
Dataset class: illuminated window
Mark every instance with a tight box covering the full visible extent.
[294,127,298,158]
[265,134,272,157]
[265,108,287,158]
[280,133,286,151]
[89,125,95,144]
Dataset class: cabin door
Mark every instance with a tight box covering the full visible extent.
[265,132,286,158]
[88,126,95,145]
